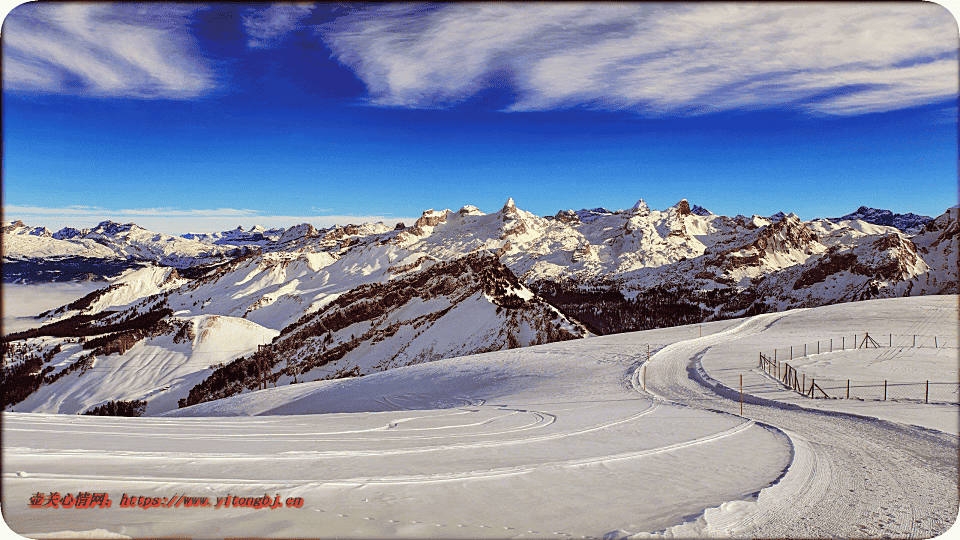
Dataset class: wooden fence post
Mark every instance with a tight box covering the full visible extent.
[790,346,793,360]
[889,334,891,347]
[935,337,938,348]
[830,338,833,352]
[740,374,743,415]
[842,336,845,350]
[846,379,850,399]
[925,380,929,404]
[884,380,887,401]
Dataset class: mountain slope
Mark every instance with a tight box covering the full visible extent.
[180,251,591,407]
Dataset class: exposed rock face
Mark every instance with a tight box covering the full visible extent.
[830,206,933,233]
[415,210,449,229]
[553,210,580,224]
[278,223,319,244]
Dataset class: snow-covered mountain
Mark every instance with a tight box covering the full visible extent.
[828,206,933,234]
[3,199,956,415]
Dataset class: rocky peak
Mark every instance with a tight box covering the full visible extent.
[754,215,819,253]
[690,204,712,216]
[672,199,691,215]
[457,205,484,216]
[414,209,449,229]
[501,198,519,217]
[52,227,85,240]
[830,206,933,233]
[553,209,580,224]
[630,199,650,216]
[92,221,135,235]
[2,220,26,233]
[278,223,319,244]
[574,207,614,223]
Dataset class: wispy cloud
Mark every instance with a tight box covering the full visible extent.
[321,3,958,116]
[243,3,316,49]
[4,206,417,236]
[3,3,215,98]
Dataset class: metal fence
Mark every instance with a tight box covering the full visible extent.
[757,332,959,404]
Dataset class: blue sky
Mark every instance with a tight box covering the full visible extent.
[2,2,958,235]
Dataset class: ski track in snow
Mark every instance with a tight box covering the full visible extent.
[633,312,959,538]
[4,298,957,538]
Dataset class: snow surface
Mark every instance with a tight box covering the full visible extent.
[9,315,278,416]
[698,295,959,435]
[3,296,957,539]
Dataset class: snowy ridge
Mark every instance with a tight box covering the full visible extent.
[829,206,933,234]
[4,199,956,414]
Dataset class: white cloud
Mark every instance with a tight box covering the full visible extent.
[321,3,958,116]
[243,3,316,49]
[4,205,417,237]
[2,3,215,98]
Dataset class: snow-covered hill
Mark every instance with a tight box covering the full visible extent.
[4,199,956,414]
[3,251,588,414]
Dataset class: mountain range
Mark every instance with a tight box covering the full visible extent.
[2,200,956,415]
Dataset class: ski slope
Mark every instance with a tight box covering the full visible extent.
[3,297,958,539]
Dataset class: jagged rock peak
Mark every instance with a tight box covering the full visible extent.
[414,209,449,229]
[278,223,318,243]
[554,209,580,223]
[52,227,85,240]
[502,198,518,214]
[458,205,484,216]
[672,199,691,215]
[394,222,406,230]
[92,221,137,234]
[830,206,933,232]
[690,204,712,216]
[630,199,650,215]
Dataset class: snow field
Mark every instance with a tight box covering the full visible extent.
[635,297,958,538]
[6,324,790,538]
[4,297,956,538]
[698,295,959,434]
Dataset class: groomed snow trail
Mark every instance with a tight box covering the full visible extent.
[636,313,959,538]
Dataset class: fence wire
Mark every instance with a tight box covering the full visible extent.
[758,332,958,404]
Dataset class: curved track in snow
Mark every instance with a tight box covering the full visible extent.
[636,313,959,538]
